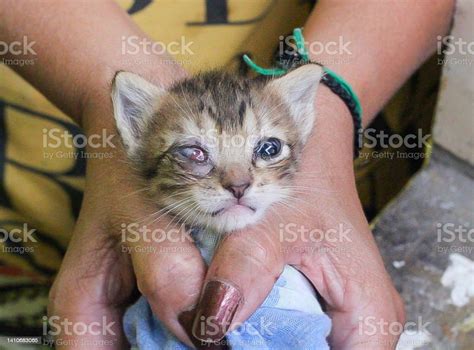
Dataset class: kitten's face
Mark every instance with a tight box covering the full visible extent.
[112,66,322,233]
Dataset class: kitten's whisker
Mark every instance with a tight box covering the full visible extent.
[258,100,286,119]
[137,196,194,225]
[162,199,198,231]
[280,189,337,197]
[281,187,338,195]
[176,202,200,227]
[186,205,209,234]
[282,197,340,221]
[121,186,154,199]
[179,85,202,122]
[146,198,195,226]
[155,190,195,202]
[173,204,201,234]
[282,185,336,190]
[168,91,196,122]
[277,199,310,218]
[281,195,319,209]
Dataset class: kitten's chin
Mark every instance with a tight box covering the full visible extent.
[207,207,263,233]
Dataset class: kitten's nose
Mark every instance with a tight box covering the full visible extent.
[226,183,250,199]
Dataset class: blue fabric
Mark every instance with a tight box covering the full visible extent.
[123,231,331,349]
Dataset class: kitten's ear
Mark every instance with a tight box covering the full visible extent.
[111,71,164,156]
[267,64,323,143]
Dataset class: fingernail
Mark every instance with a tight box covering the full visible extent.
[192,280,242,343]
[178,308,228,350]
[178,308,196,341]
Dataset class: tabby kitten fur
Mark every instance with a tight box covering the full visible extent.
[112,65,323,233]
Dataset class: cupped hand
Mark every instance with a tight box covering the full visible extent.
[48,71,207,349]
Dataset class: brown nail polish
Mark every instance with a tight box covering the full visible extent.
[192,280,242,343]
[178,308,196,340]
[178,308,229,350]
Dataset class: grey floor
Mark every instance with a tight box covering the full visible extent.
[373,146,474,349]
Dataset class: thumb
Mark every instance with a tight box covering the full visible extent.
[48,220,134,349]
[191,228,284,343]
[123,214,207,347]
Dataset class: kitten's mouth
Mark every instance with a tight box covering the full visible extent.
[211,204,256,217]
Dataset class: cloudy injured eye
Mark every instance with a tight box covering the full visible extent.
[111,65,323,233]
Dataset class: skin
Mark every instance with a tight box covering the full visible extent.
[0,0,454,349]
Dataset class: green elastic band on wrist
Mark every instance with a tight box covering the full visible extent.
[293,28,309,62]
[242,54,286,76]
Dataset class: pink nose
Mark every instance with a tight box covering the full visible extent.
[225,183,250,199]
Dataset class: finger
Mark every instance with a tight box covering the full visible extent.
[122,214,207,347]
[49,219,134,349]
[190,227,284,343]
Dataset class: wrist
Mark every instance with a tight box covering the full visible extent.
[308,85,356,167]
[290,84,359,214]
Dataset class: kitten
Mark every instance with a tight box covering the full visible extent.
[111,64,323,235]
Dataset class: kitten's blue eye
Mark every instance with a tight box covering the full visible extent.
[179,147,208,163]
[255,138,282,160]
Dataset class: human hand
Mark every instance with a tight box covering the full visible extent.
[47,69,213,349]
[189,87,405,349]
